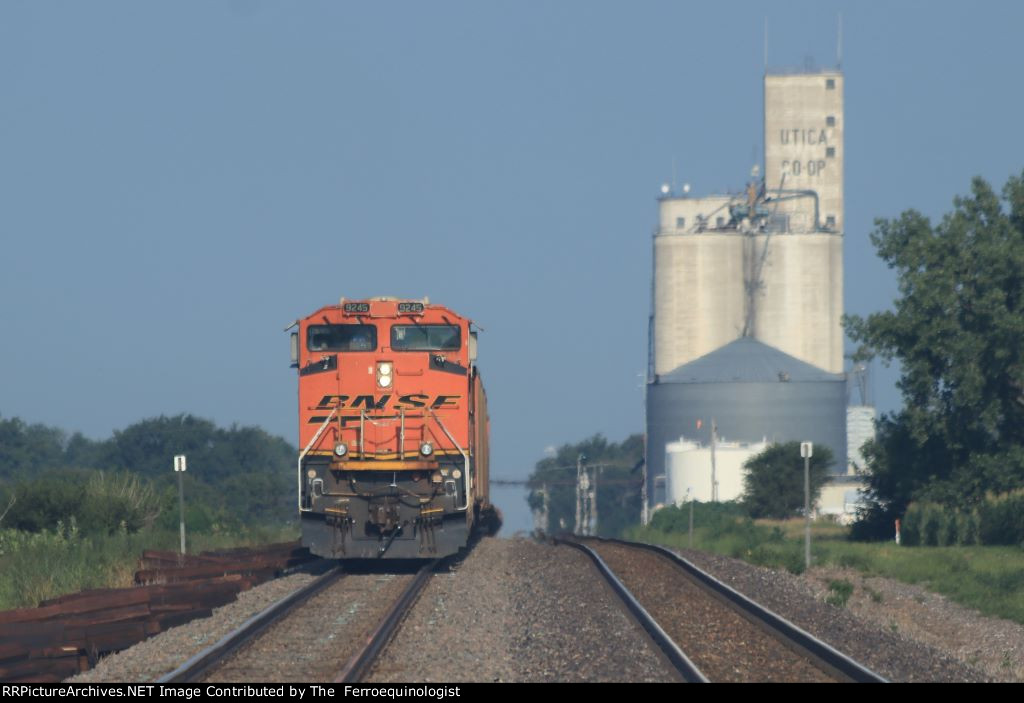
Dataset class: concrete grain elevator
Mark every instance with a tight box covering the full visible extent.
[645,70,847,516]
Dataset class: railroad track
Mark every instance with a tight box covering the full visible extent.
[561,537,887,683]
[334,560,436,683]
[158,561,437,683]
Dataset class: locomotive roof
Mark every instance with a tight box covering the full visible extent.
[299,298,472,322]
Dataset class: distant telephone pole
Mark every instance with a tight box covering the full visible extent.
[710,418,719,502]
[575,454,585,534]
[589,466,599,536]
[533,483,549,534]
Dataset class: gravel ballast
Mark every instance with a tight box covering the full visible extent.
[675,548,994,682]
[807,564,1024,682]
[69,572,319,683]
[590,541,836,682]
[64,537,1018,682]
[204,572,414,682]
[369,537,678,683]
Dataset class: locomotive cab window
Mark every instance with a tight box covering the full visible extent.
[307,324,377,351]
[391,325,461,351]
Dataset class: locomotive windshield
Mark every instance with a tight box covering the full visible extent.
[307,324,377,351]
[391,325,460,351]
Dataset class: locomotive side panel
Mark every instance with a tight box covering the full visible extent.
[470,368,500,534]
[472,369,490,509]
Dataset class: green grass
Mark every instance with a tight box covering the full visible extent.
[811,539,1024,623]
[0,523,298,611]
[629,518,1024,625]
[825,578,854,607]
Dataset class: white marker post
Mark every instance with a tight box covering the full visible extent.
[687,486,694,549]
[800,442,813,570]
[173,455,187,557]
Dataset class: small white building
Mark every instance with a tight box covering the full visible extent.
[818,476,868,524]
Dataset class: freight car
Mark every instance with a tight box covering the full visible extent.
[289,297,497,559]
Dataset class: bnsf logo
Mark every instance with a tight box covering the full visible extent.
[312,394,460,413]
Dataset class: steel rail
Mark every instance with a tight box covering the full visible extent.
[556,538,709,683]
[334,559,438,683]
[157,564,343,683]
[594,537,888,683]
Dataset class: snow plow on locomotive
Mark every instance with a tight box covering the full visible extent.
[290,297,497,559]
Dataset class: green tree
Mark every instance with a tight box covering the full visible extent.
[742,441,833,519]
[2,469,161,534]
[0,415,66,481]
[100,415,296,523]
[845,173,1024,535]
[0,413,298,530]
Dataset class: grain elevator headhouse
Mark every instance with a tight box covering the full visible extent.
[645,70,847,516]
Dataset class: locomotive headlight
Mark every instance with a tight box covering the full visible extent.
[377,361,393,388]
[333,443,348,457]
[420,441,433,456]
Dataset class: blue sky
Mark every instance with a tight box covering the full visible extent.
[2,2,1022,532]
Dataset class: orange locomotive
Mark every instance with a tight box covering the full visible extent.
[289,297,496,558]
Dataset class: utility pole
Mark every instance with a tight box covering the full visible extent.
[590,466,599,536]
[687,486,694,548]
[710,418,719,502]
[533,483,549,534]
[575,454,585,535]
[641,451,649,526]
[580,470,591,536]
[543,483,549,535]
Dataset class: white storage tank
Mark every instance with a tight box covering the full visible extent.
[665,437,769,505]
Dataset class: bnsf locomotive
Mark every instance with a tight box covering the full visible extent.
[289,297,496,559]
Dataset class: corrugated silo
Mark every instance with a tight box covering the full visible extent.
[646,338,848,506]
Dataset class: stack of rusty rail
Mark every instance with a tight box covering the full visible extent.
[0,541,316,682]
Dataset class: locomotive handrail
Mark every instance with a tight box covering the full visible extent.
[399,407,405,457]
[297,405,340,512]
[359,410,365,457]
[427,407,471,511]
